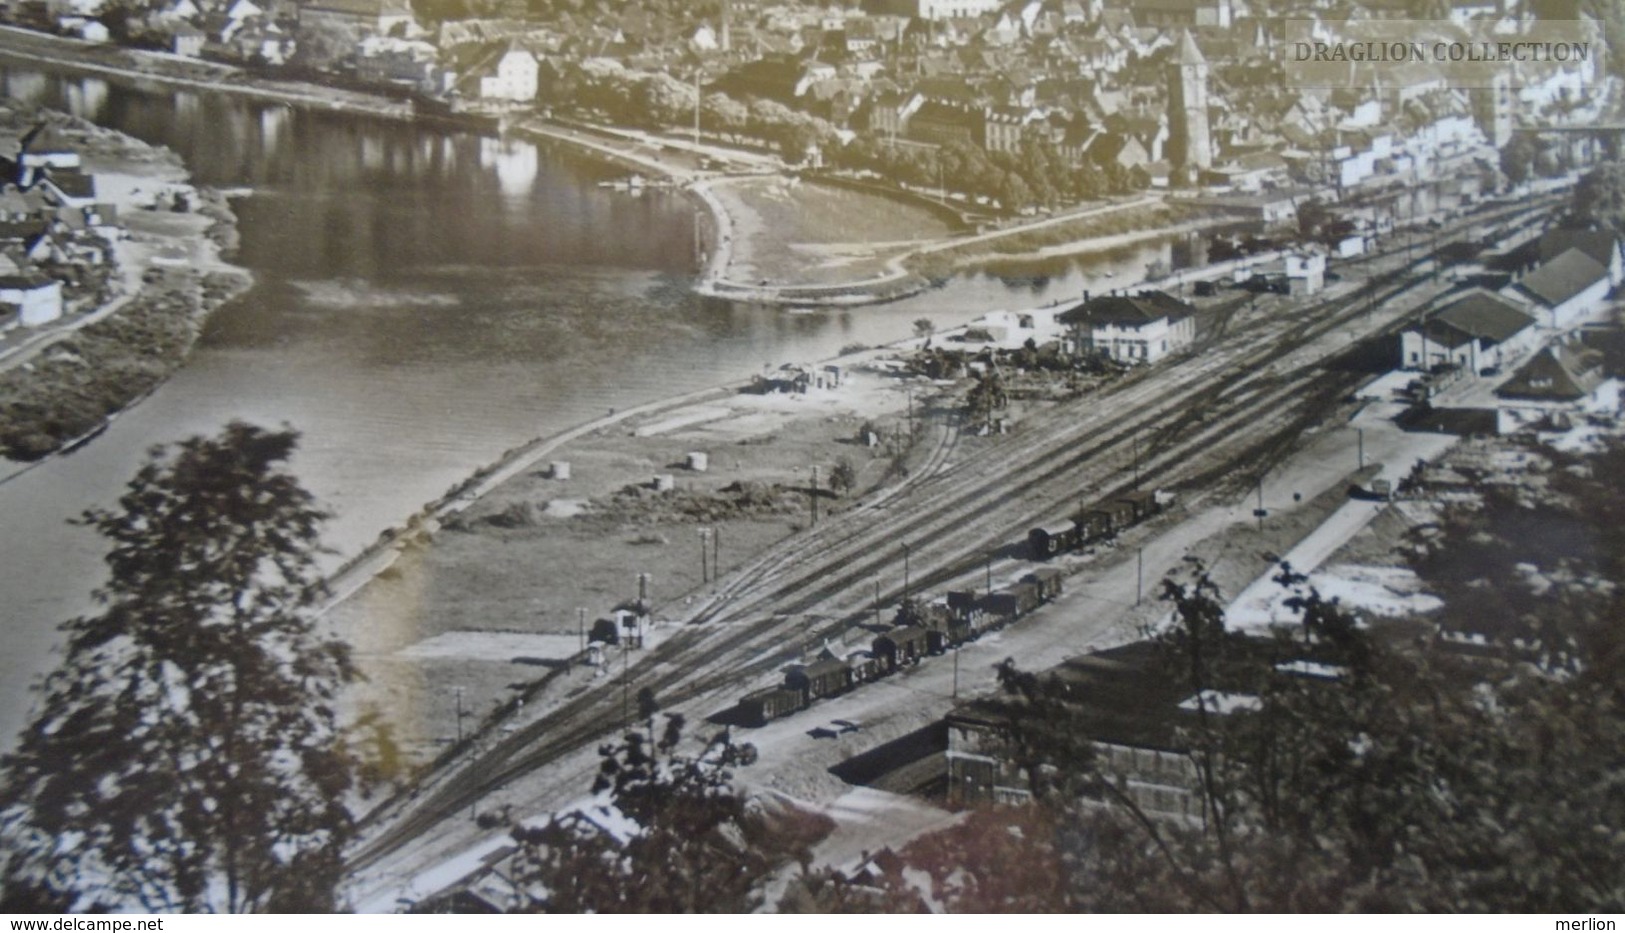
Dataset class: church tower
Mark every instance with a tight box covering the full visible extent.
[1167,31,1213,176]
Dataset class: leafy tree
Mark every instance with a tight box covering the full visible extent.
[700,92,749,142]
[1571,160,1625,239]
[0,423,359,912]
[964,370,1008,427]
[828,457,857,494]
[912,317,935,339]
[1499,134,1540,188]
[506,716,825,912]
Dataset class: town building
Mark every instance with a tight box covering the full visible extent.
[441,39,540,103]
[1494,335,1620,431]
[1401,290,1538,374]
[1536,227,1624,289]
[1058,290,1196,364]
[1165,31,1212,176]
[1504,247,1612,330]
[0,268,64,327]
[946,638,1344,813]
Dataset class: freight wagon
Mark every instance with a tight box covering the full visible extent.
[738,687,806,726]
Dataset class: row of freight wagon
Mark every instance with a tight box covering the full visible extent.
[1027,488,1164,561]
[735,568,1065,726]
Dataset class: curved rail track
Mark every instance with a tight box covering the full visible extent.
[347,195,1560,876]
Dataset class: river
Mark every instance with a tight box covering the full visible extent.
[0,63,1210,746]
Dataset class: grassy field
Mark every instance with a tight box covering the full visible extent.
[904,201,1203,278]
[329,364,952,761]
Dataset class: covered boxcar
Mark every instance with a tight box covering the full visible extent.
[738,686,805,726]
[1075,508,1114,543]
[1028,521,1079,560]
[1025,568,1064,602]
[1094,500,1137,535]
[873,626,931,672]
[1008,581,1043,616]
[947,589,981,616]
[1118,490,1160,522]
[785,658,853,700]
[844,650,882,684]
[979,591,1020,626]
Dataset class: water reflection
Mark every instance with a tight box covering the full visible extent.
[0,61,1226,747]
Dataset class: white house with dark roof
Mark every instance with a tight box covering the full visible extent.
[1058,291,1196,364]
[442,39,539,102]
[0,269,64,327]
[1537,227,1624,289]
[1400,289,1537,374]
[1503,246,1612,330]
[1494,335,1619,431]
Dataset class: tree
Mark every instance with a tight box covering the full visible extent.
[1499,134,1540,188]
[964,370,1008,427]
[506,716,824,912]
[0,423,360,912]
[828,457,857,494]
[912,317,935,339]
[1571,160,1625,239]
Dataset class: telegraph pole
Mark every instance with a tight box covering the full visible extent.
[577,607,586,657]
[901,542,912,605]
[712,526,720,579]
[453,686,465,744]
[1357,427,1365,469]
[1132,433,1140,488]
[810,466,820,526]
[985,552,993,596]
[699,527,710,583]
[1136,547,1144,606]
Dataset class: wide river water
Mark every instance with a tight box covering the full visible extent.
[0,63,1208,745]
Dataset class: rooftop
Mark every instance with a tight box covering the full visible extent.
[1514,247,1608,308]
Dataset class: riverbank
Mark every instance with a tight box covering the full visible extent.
[0,27,1217,310]
[0,24,411,117]
[0,104,252,465]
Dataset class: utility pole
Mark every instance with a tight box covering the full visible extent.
[953,645,960,699]
[985,552,993,596]
[1255,477,1266,532]
[1132,433,1140,488]
[901,542,912,605]
[577,607,586,657]
[810,466,820,526]
[1136,546,1144,606]
[693,69,701,150]
[874,579,881,626]
[622,643,630,732]
[712,526,720,581]
[453,686,468,745]
[699,527,710,583]
[1357,427,1365,469]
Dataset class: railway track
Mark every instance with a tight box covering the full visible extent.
[346,194,1560,877]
